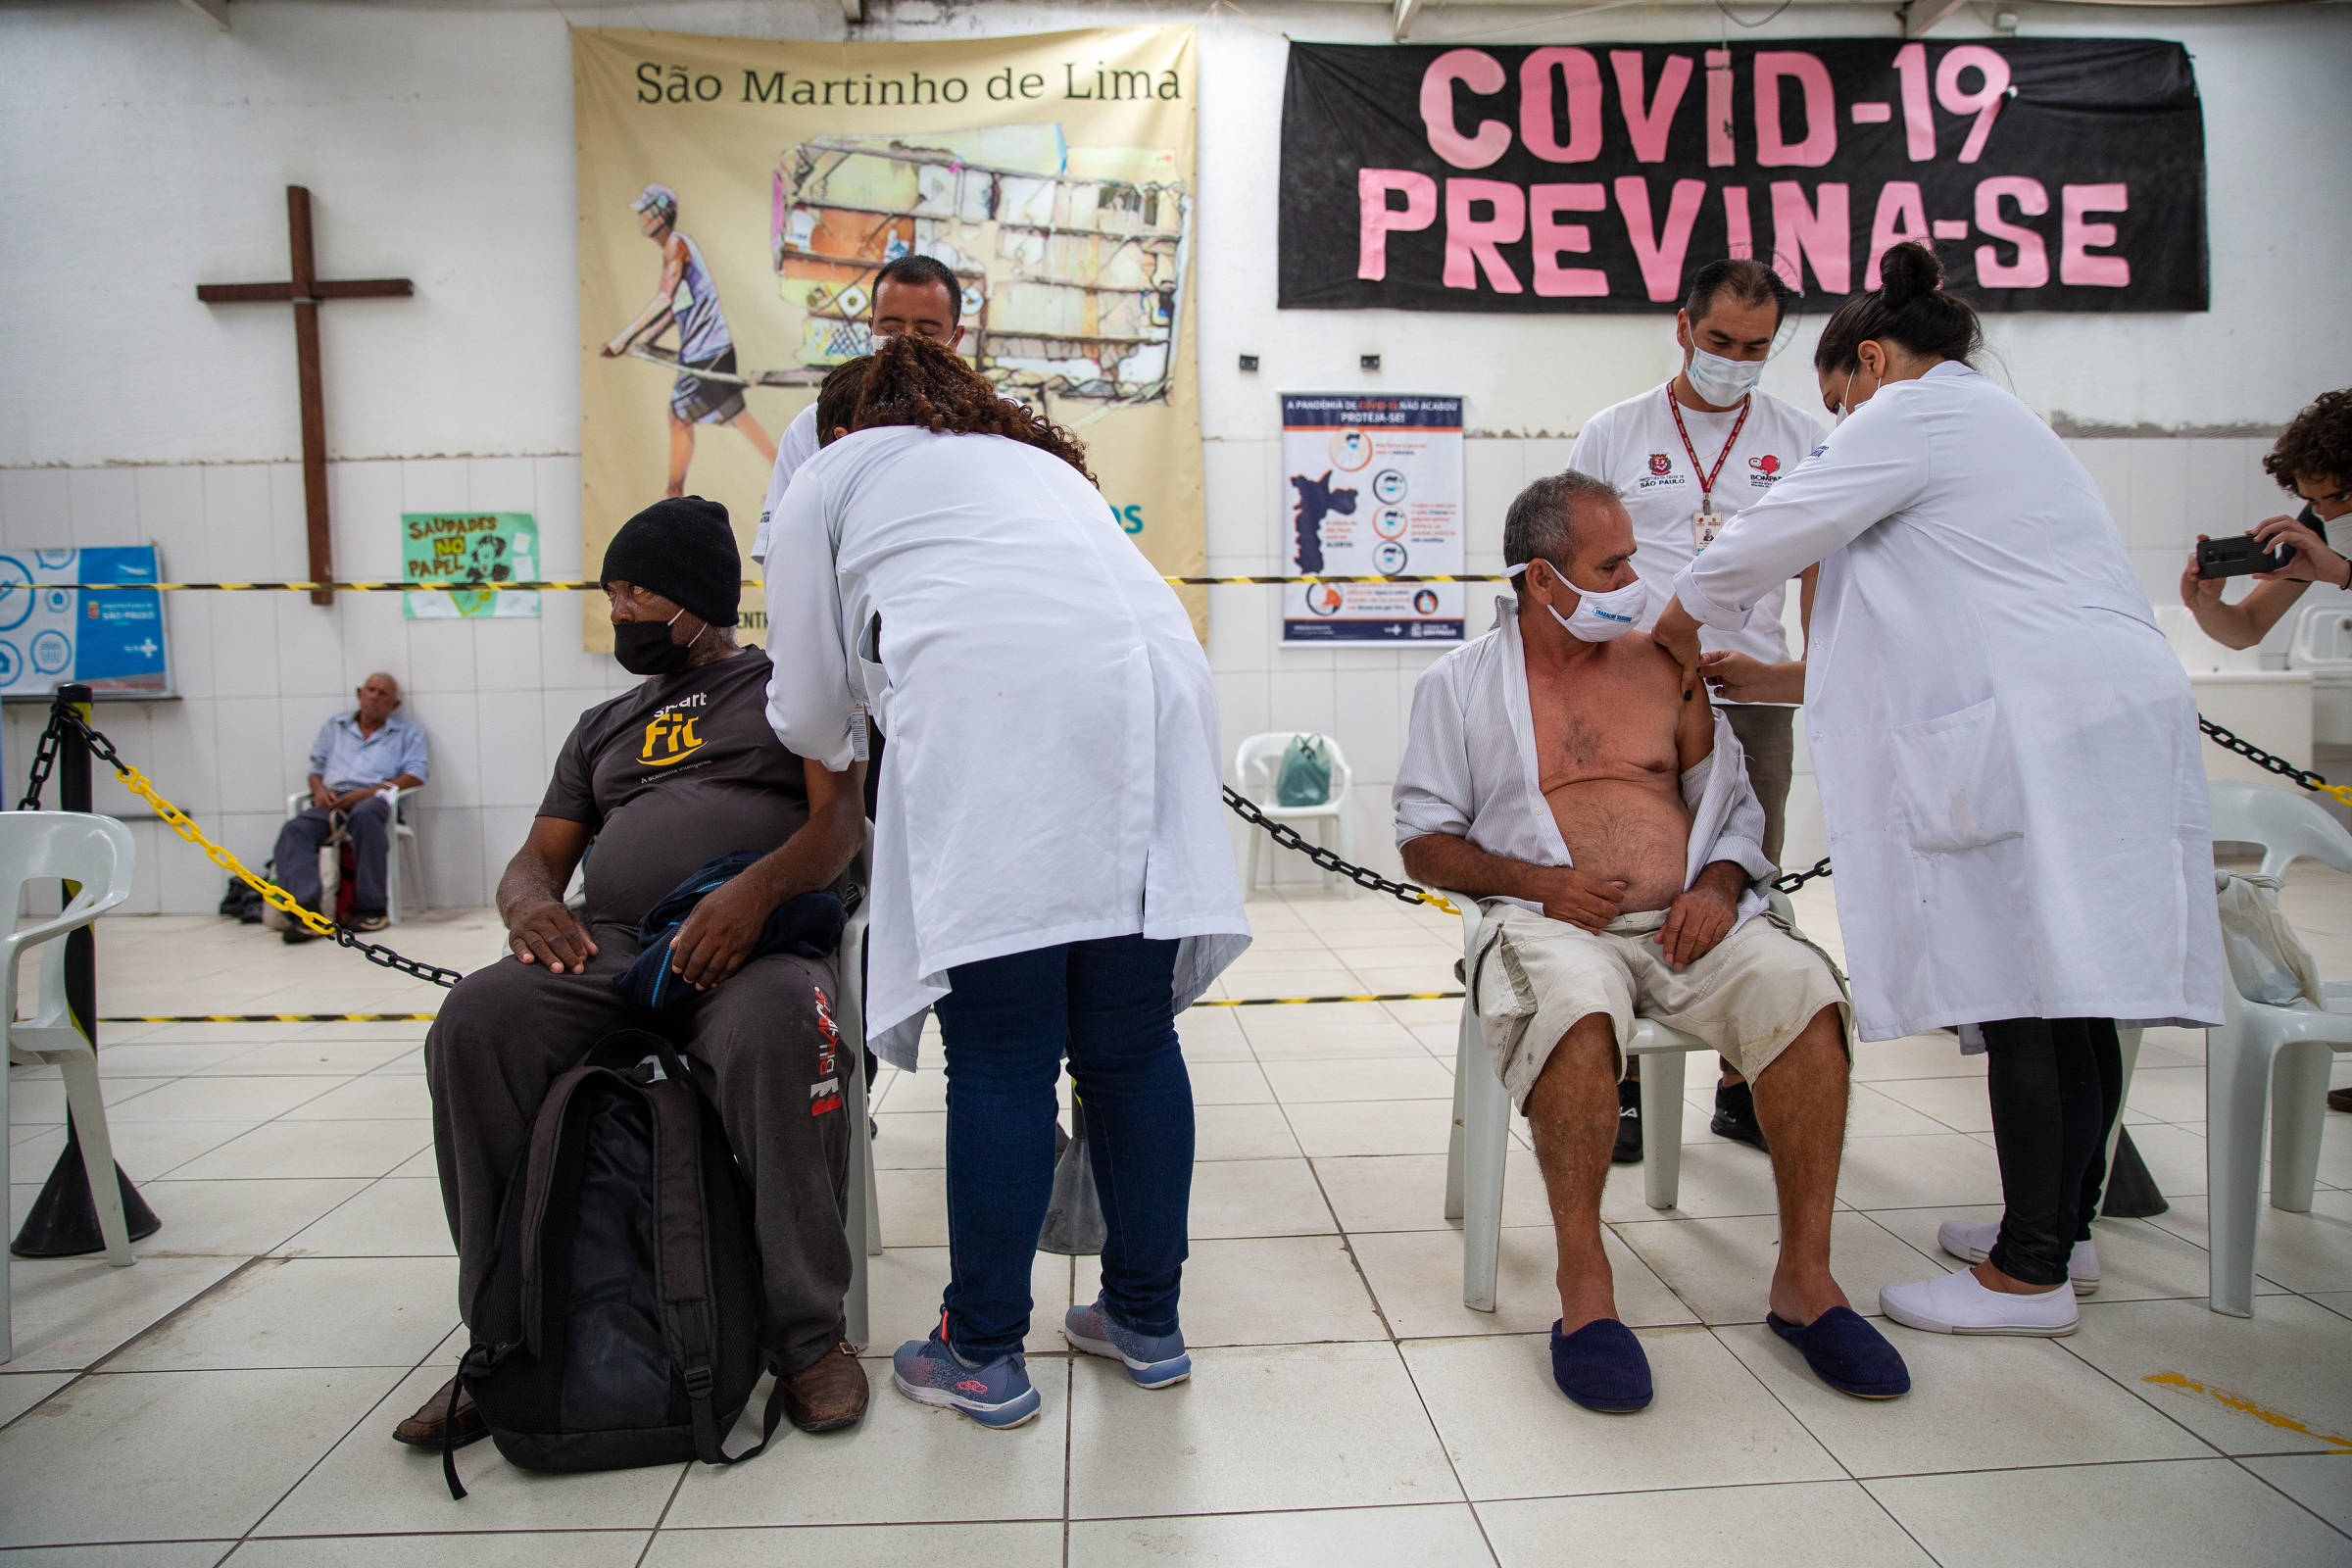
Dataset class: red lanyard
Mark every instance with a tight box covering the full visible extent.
[1666,385,1750,512]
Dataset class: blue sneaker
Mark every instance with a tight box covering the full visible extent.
[1064,1297,1192,1389]
[891,1328,1041,1429]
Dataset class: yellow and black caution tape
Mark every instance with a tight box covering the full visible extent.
[99,992,1469,1025]
[44,574,1511,593]
[101,1012,440,1023]
[1193,991,1463,1007]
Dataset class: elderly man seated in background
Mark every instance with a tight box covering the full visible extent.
[395,496,870,1453]
[273,671,427,941]
[1394,470,1906,1415]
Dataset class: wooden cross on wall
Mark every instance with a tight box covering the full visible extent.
[197,187,412,606]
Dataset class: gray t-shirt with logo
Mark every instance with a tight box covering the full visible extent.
[541,649,811,929]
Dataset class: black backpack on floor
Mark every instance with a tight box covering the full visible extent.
[441,1027,784,1497]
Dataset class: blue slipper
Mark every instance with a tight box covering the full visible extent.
[1767,1306,1910,1399]
[1549,1318,1653,1413]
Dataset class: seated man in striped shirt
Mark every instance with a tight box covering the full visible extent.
[1393,470,1903,1414]
[272,672,427,939]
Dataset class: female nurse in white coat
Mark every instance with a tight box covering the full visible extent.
[1653,244,2223,1337]
[762,335,1249,1428]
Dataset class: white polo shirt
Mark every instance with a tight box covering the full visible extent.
[1566,382,1825,703]
[752,404,825,566]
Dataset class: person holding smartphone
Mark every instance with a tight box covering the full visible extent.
[2179,389,2352,650]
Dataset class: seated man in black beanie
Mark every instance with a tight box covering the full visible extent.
[395,496,870,1449]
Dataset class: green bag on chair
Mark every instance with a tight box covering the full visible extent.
[1275,734,1332,808]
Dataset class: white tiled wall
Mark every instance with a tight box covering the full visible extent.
[0,455,636,914]
[0,432,2312,911]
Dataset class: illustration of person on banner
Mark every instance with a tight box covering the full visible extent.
[599,182,777,497]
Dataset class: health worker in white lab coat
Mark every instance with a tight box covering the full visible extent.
[761,334,1250,1431]
[1652,243,2224,1339]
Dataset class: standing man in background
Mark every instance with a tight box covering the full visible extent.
[753,253,969,566]
[1567,258,1822,1160]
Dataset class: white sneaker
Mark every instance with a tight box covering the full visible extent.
[1881,1267,2081,1336]
[1936,1219,2099,1296]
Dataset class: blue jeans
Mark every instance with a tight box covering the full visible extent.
[934,934,1193,1358]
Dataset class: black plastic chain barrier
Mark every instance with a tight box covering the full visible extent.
[2197,715,2352,800]
[1221,787,1459,911]
[20,700,465,990]
[16,715,62,812]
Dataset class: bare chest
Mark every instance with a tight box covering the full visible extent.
[1525,659,1682,792]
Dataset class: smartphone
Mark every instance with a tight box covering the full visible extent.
[2197,533,2296,579]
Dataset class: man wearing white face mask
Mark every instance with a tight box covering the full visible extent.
[1394,471,1901,1414]
[1568,258,1823,1157]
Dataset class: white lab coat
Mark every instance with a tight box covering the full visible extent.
[762,425,1250,1068]
[1673,362,2224,1042]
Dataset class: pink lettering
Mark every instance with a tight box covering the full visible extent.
[1530,183,1609,297]
[1704,50,1735,168]
[1609,50,1693,165]
[1521,48,1603,163]
[1866,182,1930,287]
[2060,183,2131,287]
[1755,52,1838,168]
[1420,49,1510,170]
[1357,170,1438,281]
[1615,175,1707,303]
[1892,43,1935,162]
[1769,180,1851,293]
[1444,178,1525,293]
[1974,175,2049,288]
[1722,186,1753,260]
[1936,45,2012,164]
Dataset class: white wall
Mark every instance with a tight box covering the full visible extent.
[1,0,2346,910]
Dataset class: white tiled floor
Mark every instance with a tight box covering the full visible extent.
[3,880,2351,1564]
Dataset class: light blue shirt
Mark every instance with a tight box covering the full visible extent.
[309,710,429,791]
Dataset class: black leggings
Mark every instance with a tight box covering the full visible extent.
[1982,1017,2124,1288]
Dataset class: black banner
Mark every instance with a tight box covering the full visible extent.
[1279,38,2206,314]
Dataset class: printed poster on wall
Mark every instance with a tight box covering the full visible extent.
[402,513,541,619]
[1280,38,2205,313]
[0,547,170,701]
[573,24,1204,649]
[1282,393,1463,644]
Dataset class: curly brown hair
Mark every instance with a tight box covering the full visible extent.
[2265,388,2352,495]
[812,335,1096,484]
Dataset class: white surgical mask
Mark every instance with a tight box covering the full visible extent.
[1511,560,1647,643]
[1685,347,1764,408]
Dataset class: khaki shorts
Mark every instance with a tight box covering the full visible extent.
[1471,902,1852,1112]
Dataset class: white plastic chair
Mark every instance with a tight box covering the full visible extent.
[1,812,138,1364]
[2203,779,2352,1316]
[834,830,884,1349]
[1233,733,1355,896]
[1441,887,1798,1313]
[282,786,426,923]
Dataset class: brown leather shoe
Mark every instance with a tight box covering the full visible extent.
[392,1375,488,1449]
[2330,1087,2352,1115]
[780,1343,869,1432]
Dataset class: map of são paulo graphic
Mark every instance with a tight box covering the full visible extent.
[1290,470,1357,575]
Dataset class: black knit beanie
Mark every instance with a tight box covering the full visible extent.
[600,496,740,627]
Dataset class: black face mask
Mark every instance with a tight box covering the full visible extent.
[613,613,695,676]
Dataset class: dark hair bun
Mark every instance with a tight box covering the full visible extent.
[1879,242,1944,309]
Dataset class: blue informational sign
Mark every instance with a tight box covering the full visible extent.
[0,546,172,700]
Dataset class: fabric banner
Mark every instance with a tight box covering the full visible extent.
[402,513,540,620]
[1280,38,2205,314]
[573,24,1203,649]
[1282,393,1464,643]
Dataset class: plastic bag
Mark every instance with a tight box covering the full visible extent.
[2215,869,2323,1008]
[1275,734,1332,808]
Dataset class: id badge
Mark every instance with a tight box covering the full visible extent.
[1692,510,1724,553]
